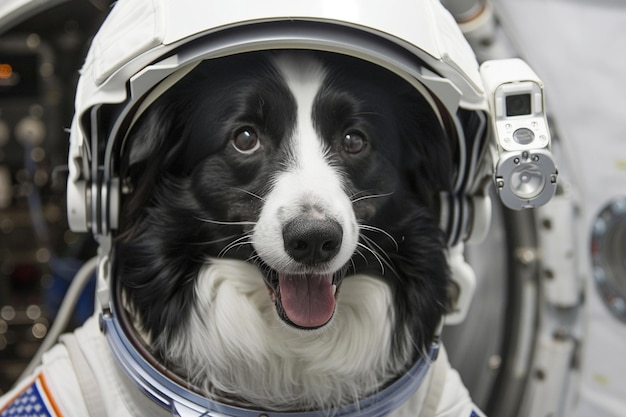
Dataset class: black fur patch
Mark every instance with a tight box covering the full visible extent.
[115,51,453,363]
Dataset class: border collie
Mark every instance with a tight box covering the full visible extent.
[113,51,455,412]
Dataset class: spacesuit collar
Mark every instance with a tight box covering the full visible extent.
[101,311,440,417]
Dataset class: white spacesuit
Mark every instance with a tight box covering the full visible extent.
[0,316,484,417]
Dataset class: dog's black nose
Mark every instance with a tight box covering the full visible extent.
[283,218,343,265]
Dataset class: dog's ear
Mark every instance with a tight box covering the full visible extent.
[398,93,456,210]
[126,106,173,168]
[125,102,181,182]
[117,102,180,238]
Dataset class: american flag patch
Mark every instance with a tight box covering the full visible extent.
[0,374,63,417]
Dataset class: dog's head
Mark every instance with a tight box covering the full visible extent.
[115,50,453,385]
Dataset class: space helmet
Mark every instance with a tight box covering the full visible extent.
[65,0,499,245]
[64,0,555,415]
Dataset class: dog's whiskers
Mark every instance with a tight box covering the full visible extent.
[246,253,263,265]
[190,234,243,246]
[360,235,395,266]
[350,191,393,204]
[353,248,369,264]
[358,235,399,277]
[346,257,358,275]
[218,234,254,258]
[359,224,399,252]
[234,188,266,202]
[195,217,257,227]
[356,242,387,275]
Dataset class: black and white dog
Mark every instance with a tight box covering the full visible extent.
[116,51,454,411]
[1,51,483,417]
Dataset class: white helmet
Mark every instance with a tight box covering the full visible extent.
[66,0,495,248]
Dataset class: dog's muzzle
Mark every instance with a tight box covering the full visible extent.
[265,217,344,329]
[282,217,343,265]
[278,217,342,328]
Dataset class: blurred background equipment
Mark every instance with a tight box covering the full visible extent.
[485,1,626,416]
[443,1,626,417]
[0,0,108,394]
[441,2,581,416]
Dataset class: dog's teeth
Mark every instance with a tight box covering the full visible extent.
[332,284,337,296]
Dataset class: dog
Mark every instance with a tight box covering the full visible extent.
[0,51,483,417]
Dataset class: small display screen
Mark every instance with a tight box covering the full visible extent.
[505,93,532,117]
[0,53,40,99]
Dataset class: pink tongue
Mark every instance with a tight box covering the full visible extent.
[278,273,335,328]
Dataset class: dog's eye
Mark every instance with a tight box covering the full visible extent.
[232,127,260,154]
[342,132,367,154]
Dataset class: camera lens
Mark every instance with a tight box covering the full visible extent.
[495,149,557,210]
[506,93,532,116]
[510,164,545,199]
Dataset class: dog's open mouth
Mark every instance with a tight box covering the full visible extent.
[266,271,341,329]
